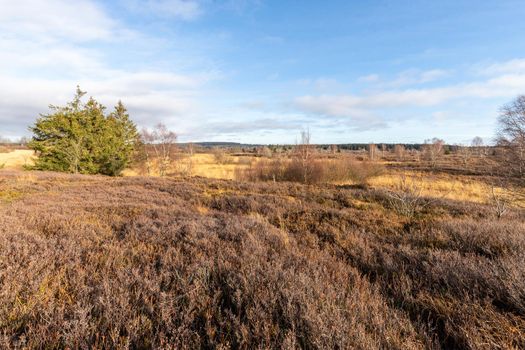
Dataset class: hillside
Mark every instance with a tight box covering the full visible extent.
[0,170,524,348]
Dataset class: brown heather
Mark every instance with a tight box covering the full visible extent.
[0,170,524,349]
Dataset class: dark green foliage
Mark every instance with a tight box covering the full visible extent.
[28,87,138,176]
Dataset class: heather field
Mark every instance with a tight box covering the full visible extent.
[1,170,524,349]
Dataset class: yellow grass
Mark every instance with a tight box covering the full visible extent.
[0,150,35,170]
[2,150,519,206]
[124,153,255,180]
[370,172,503,204]
[184,154,252,180]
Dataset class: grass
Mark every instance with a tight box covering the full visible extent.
[370,171,503,204]
[123,153,254,179]
[0,150,34,170]
[1,149,517,205]
[0,170,524,348]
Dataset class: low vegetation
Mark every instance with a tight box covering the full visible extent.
[0,170,523,348]
[235,157,384,186]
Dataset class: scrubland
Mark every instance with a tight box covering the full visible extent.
[0,168,524,349]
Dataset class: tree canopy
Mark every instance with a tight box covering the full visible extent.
[497,95,525,178]
[28,87,138,176]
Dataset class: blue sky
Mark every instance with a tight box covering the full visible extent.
[1,0,525,144]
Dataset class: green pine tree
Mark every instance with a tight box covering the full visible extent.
[28,87,139,176]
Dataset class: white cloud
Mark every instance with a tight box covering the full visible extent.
[0,0,117,42]
[123,0,202,20]
[295,63,525,129]
[477,58,525,76]
[0,0,217,138]
[297,73,525,113]
[358,74,380,83]
[358,69,450,88]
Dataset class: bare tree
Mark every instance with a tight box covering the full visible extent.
[257,146,273,158]
[471,136,485,158]
[0,135,11,144]
[294,129,314,184]
[471,136,484,147]
[368,143,377,161]
[456,144,472,169]
[185,142,195,176]
[422,138,445,168]
[212,147,228,164]
[394,144,405,162]
[141,123,177,176]
[497,96,525,178]
[19,136,30,145]
[380,143,387,158]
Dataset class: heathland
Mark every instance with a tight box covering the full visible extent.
[0,141,524,348]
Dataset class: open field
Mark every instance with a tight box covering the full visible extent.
[370,171,505,204]
[0,148,517,206]
[0,150,34,170]
[123,153,253,180]
[0,170,524,348]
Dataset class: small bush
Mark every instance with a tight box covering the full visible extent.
[212,147,229,164]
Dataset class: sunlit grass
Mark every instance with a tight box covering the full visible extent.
[0,150,34,169]
[370,171,506,204]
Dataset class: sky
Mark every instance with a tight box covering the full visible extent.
[1,0,525,144]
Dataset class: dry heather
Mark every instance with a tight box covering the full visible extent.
[0,170,524,349]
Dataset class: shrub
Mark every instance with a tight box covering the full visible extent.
[212,147,229,164]
[237,157,384,186]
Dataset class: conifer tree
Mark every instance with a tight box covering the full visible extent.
[28,87,138,176]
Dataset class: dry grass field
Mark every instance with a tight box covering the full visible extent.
[0,149,34,170]
[0,169,524,348]
[123,153,253,180]
[0,148,516,206]
[370,171,505,204]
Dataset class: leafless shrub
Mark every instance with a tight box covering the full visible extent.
[422,138,445,168]
[256,146,273,158]
[394,144,405,161]
[294,129,315,183]
[212,147,229,164]
[456,144,472,169]
[384,173,428,218]
[368,143,378,160]
[237,157,384,186]
[490,185,510,219]
[325,158,384,186]
[140,123,177,176]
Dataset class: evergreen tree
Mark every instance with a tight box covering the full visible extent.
[28,87,138,176]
